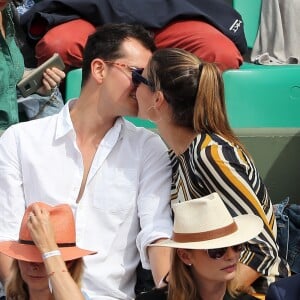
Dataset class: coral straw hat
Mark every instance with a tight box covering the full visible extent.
[154,193,263,249]
[0,202,96,262]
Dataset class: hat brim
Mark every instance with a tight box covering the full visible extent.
[152,214,263,249]
[0,242,96,262]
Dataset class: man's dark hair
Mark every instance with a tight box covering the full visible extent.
[81,23,156,85]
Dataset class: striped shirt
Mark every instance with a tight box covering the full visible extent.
[170,132,289,293]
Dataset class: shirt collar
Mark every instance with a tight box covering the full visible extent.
[55,99,76,140]
[55,99,126,142]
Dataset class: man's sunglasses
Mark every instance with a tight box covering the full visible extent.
[104,61,152,88]
[206,244,245,260]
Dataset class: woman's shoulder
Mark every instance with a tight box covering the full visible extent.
[135,286,168,300]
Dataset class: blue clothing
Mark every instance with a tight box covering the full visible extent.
[274,198,300,274]
[16,0,35,15]
[266,273,300,300]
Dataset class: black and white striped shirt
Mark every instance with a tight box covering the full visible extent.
[170,132,289,293]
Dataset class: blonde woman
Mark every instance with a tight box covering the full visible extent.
[136,193,263,300]
[0,202,96,300]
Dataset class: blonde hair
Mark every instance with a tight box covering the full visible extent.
[168,249,199,300]
[148,48,248,154]
[5,258,84,300]
[167,248,241,300]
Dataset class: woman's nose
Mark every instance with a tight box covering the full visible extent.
[29,262,40,271]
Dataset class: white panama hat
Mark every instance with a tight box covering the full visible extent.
[155,193,263,249]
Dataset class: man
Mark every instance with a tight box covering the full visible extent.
[0,24,172,299]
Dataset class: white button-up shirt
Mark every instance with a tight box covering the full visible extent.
[0,100,173,299]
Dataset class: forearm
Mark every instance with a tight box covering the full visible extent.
[0,254,13,285]
[43,255,85,300]
[148,239,171,287]
[233,263,261,292]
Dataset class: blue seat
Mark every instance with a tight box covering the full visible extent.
[65,68,156,129]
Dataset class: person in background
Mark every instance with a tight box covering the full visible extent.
[0,23,173,300]
[0,202,96,300]
[136,193,263,300]
[20,0,245,72]
[265,273,300,300]
[135,47,290,295]
[0,0,65,132]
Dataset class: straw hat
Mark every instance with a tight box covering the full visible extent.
[154,193,263,249]
[0,202,96,262]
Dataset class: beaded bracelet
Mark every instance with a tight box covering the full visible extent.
[42,250,61,260]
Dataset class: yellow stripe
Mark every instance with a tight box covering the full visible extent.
[200,135,211,150]
[211,146,273,233]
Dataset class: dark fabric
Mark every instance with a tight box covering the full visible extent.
[266,273,300,300]
[275,198,300,274]
[20,0,247,54]
[135,287,259,300]
[135,286,168,300]
[135,263,155,296]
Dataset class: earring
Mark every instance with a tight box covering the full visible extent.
[187,263,192,266]
[146,106,162,123]
[147,106,155,112]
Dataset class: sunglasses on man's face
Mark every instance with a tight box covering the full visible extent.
[206,244,245,260]
[104,60,151,88]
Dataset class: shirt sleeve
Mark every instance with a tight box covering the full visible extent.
[197,142,279,276]
[0,126,26,241]
[136,133,173,269]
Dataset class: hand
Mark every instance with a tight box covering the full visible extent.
[37,67,65,96]
[27,203,58,254]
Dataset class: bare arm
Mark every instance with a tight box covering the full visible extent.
[148,239,171,287]
[0,254,13,286]
[28,204,85,300]
[231,263,261,293]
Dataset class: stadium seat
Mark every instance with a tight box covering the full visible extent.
[65,68,82,101]
[64,68,156,129]
[223,65,300,128]
[233,0,262,68]
[233,0,262,49]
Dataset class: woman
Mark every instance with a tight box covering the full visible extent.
[135,48,289,294]
[136,193,263,300]
[0,202,96,300]
[0,0,65,131]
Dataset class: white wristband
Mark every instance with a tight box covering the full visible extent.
[42,250,61,260]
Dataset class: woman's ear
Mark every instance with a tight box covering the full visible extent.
[91,58,105,84]
[177,249,192,266]
[154,91,166,110]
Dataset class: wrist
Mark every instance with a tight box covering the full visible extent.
[42,249,61,260]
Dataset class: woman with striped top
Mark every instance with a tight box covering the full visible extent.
[135,48,289,295]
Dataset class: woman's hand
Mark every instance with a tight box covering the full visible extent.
[27,203,58,254]
[37,67,66,96]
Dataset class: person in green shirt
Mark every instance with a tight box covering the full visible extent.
[0,0,65,131]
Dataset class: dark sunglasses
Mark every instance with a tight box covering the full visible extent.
[206,244,245,259]
[131,69,152,88]
[103,60,151,88]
